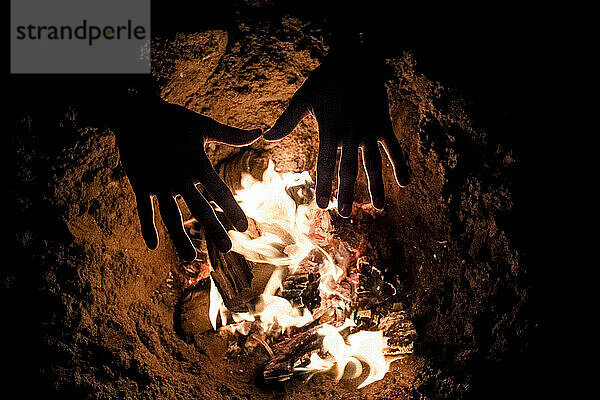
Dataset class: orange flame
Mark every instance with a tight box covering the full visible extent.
[209,160,393,387]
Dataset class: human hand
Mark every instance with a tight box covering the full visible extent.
[264,55,410,218]
[116,96,261,261]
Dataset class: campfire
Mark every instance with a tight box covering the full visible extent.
[180,152,416,388]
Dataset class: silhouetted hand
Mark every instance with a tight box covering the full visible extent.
[116,96,261,261]
[264,54,410,218]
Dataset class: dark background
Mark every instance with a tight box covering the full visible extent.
[6,1,566,398]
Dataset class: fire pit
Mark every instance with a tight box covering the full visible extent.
[177,151,416,388]
[9,12,529,399]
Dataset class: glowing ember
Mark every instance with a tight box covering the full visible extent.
[208,160,397,388]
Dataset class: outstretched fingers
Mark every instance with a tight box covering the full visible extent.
[156,192,197,261]
[361,141,385,210]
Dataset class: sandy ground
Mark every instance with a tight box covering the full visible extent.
[7,10,530,400]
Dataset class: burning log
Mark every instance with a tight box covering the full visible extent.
[184,212,255,312]
[206,236,253,312]
[187,158,415,389]
[281,273,309,304]
[263,326,324,382]
[281,249,322,311]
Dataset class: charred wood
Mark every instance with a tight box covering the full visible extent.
[206,236,253,312]
[263,326,323,382]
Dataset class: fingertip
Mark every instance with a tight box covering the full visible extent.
[397,172,410,188]
[217,238,232,253]
[338,202,352,218]
[234,217,249,232]
[181,245,197,262]
[175,235,197,262]
[317,196,330,209]
[143,234,159,250]
[140,218,159,249]
[372,196,385,210]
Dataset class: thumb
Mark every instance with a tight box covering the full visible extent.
[264,84,311,141]
[169,101,262,146]
[206,124,262,147]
